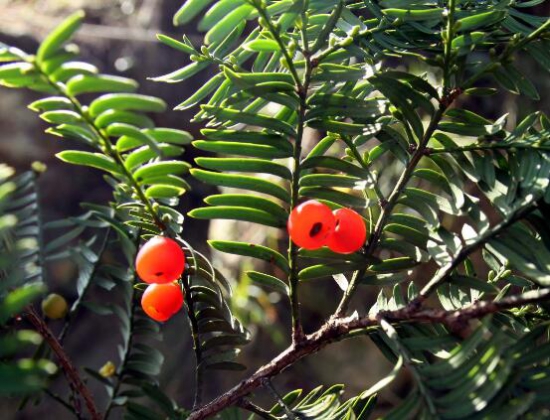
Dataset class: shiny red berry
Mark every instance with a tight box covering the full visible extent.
[327,208,367,254]
[287,200,336,250]
[135,236,185,284]
[141,283,184,322]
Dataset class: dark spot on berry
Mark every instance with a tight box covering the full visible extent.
[309,222,323,238]
[155,272,163,277]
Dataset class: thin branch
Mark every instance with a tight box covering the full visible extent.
[378,319,436,415]
[251,0,314,344]
[340,135,385,204]
[426,143,550,155]
[286,84,310,343]
[103,285,137,420]
[59,228,111,344]
[263,378,297,420]
[461,19,550,89]
[250,1,302,90]
[442,0,457,95]
[334,104,449,317]
[187,287,550,420]
[182,273,204,409]
[334,9,466,317]
[513,19,550,50]
[313,20,403,66]
[298,0,310,56]
[238,399,278,420]
[44,389,80,418]
[26,308,101,420]
[414,198,540,303]
[30,60,166,231]
[388,288,550,326]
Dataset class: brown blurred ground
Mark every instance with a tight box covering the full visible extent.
[1,1,549,418]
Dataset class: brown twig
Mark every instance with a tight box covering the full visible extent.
[26,307,101,420]
[187,288,550,420]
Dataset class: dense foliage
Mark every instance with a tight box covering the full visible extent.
[1,0,550,418]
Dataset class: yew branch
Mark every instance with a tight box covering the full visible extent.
[187,288,550,420]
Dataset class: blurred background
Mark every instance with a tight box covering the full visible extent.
[1,0,549,418]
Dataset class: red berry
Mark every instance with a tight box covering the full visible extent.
[141,283,184,322]
[135,236,185,284]
[287,200,336,250]
[327,208,366,254]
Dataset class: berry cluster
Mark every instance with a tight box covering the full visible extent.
[135,236,186,321]
[287,200,367,254]
[134,202,365,320]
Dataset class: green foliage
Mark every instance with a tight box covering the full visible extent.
[157,0,550,417]
[1,10,248,417]
[44,208,184,418]
[1,0,550,418]
[1,12,191,238]
[159,0,550,298]
[268,384,377,419]
[0,166,55,395]
[373,293,550,418]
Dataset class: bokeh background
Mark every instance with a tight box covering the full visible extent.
[1,1,549,418]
